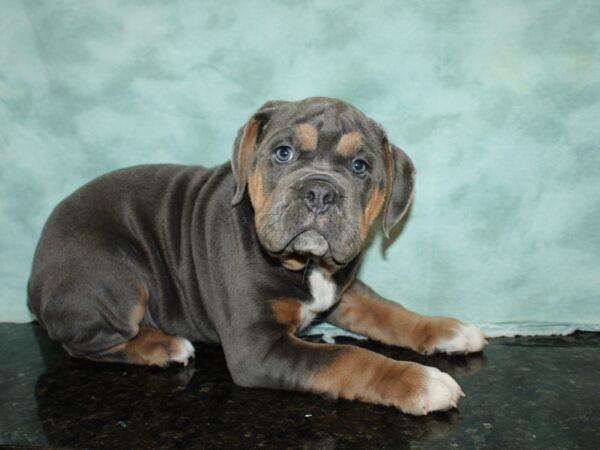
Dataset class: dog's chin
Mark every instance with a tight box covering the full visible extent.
[288,230,330,258]
[275,230,354,269]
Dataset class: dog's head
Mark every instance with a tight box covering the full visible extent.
[231,97,415,270]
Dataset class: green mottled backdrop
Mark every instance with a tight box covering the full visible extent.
[1,0,599,331]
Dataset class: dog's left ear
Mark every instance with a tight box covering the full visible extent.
[231,100,288,206]
[381,140,416,238]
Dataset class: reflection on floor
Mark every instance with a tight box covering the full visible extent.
[1,323,599,449]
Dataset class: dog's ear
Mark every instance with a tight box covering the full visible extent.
[231,100,289,206]
[381,140,416,238]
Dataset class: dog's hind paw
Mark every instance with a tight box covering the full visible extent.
[170,337,195,366]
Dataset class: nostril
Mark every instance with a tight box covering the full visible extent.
[300,180,338,214]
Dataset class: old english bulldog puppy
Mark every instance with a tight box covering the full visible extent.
[28,97,486,415]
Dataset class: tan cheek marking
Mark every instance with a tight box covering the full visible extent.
[359,187,385,239]
[248,166,271,228]
[272,297,302,333]
[307,346,426,408]
[331,288,457,354]
[335,131,363,157]
[294,124,319,151]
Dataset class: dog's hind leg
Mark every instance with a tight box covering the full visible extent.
[28,242,194,367]
[86,285,195,367]
[92,326,195,367]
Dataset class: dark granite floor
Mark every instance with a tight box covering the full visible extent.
[1,323,599,449]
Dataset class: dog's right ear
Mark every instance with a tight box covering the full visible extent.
[231,100,289,206]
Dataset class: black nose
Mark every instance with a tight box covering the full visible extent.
[301,181,338,214]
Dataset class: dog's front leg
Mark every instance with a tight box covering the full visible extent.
[326,280,487,355]
[225,333,463,415]
[220,298,463,415]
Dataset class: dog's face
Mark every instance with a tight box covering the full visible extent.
[231,97,416,270]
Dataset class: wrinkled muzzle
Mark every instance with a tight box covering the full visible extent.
[255,173,363,267]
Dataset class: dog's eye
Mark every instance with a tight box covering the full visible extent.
[351,159,368,175]
[273,146,295,164]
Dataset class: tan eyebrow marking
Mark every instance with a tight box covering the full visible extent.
[294,123,319,151]
[335,131,363,157]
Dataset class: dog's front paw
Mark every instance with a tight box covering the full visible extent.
[436,322,487,355]
[417,319,487,355]
[402,366,464,415]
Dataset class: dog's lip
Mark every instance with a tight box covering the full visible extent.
[271,228,327,254]
[269,229,351,267]
[290,230,329,257]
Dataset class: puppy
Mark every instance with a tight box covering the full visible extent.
[28,97,486,415]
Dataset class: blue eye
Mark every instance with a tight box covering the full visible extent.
[274,146,295,164]
[351,159,368,175]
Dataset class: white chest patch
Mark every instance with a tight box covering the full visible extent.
[299,268,338,330]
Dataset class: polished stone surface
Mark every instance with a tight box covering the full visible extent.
[1,323,599,449]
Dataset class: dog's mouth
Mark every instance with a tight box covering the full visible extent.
[257,195,362,269]
[273,229,350,267]
[288,230,330,258]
